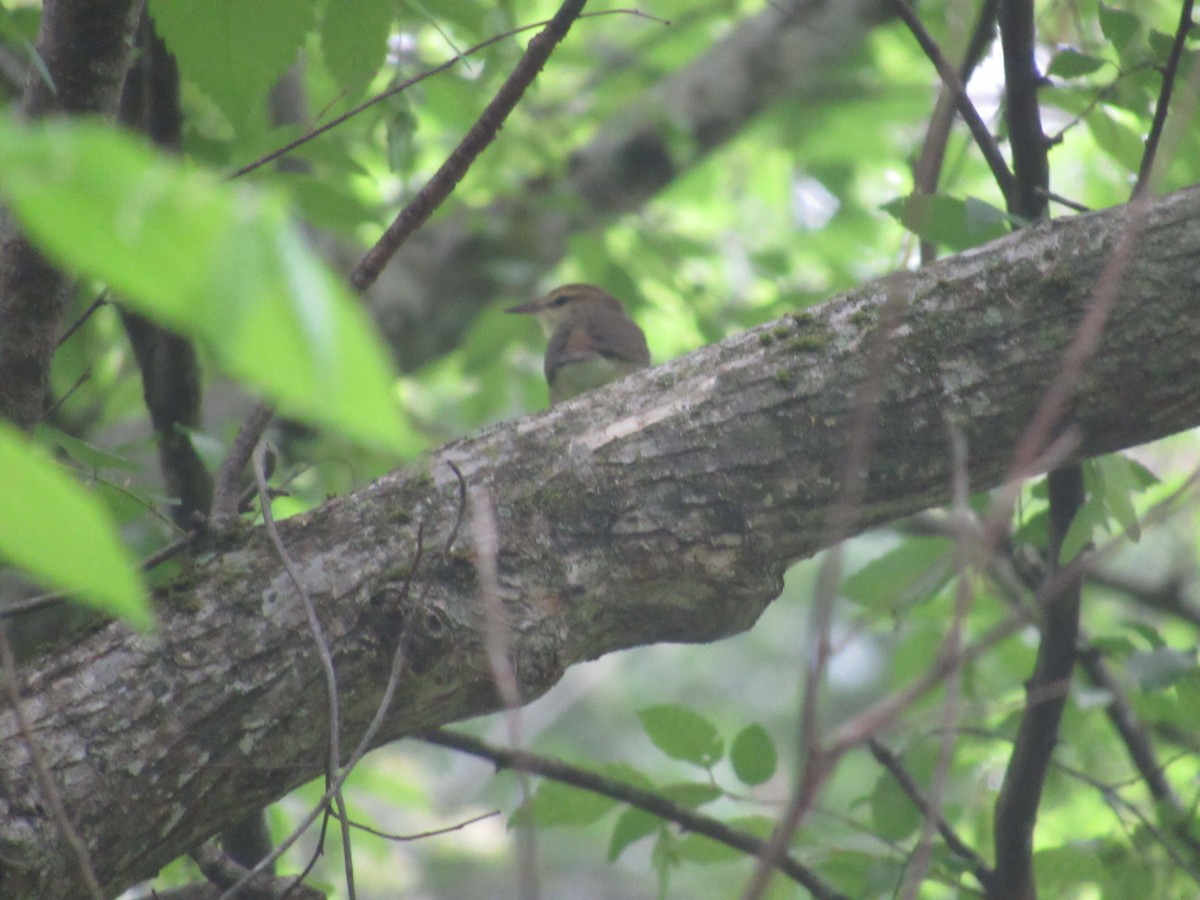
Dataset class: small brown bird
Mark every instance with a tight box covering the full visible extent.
[507,284,650,405]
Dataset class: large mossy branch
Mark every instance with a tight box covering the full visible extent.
[2,186,1200,897]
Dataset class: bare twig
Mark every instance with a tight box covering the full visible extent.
[332,809,500,842]
[210,401,275,526]
[912,0,1000,264]
[352,0,590,291]
[1133,0,1196,197]
[891,0,1016,208]
[189,840,322,899]
[55,290,108,347]
[898,422,977,900]
[744,274,912,900]
[229,10,664,180]
[867,739,993,890]
[251,441,355,898]
[219,516,432,897]
[422,728,849,900]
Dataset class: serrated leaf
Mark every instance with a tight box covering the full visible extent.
[149,0,318,127]
[1098,4,1140,53]
[321,0,394,93]
[0,423,151,630]
[0,117,404,451]
[609,807,660,861]
[730,724,777,786]
[638,705,724,768]
[1048,49,1109,78]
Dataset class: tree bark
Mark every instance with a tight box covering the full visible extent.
[2,185,1199,897]
[0,0,140,427]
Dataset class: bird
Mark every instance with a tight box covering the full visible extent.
[506,284,650,405]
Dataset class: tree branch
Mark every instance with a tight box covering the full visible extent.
[3,185,1200,897]
[423,728,848,899]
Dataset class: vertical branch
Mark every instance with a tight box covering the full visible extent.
[0,0,141,428]
[991,3,1084,899]
[117,10,214,533]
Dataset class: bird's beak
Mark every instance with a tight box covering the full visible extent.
[505,301,540,314]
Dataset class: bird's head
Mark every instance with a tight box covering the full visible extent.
[506,284,628,337]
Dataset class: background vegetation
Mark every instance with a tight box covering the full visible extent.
[1,0,1198,897]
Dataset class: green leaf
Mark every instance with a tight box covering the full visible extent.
[149,0,319,127]
[661,781,722,808]
[1085,109,1146,173]
[1095,454,1142,540]
[881,194,1013,251]
[321,0,394,94]
[675,832,741,864]
[0,423,151,630]
[1098,4,1141,53]
[1058,500,1098,564]
[510,779,617,829]
[1147,29,1177,61]
[1034,844,1105,894]
[1127,647,1197,691]
[37,426,141,473]
[1047,49,1108,78]
[638,705,724,768]
[842,536,954,609]
[0,117,404,451]
[869,771,921,841]
[609,807,660,861]
[730,724,777,786]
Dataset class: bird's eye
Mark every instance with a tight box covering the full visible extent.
[551,294,572,307]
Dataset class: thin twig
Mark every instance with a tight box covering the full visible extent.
[251,441,355,898]
[743,273,910,900]
[210,401,275,525]
[913,0,1000,264]
[867,739,993,889]
[56,290,109,347]
[891,0,1017,209]
[422,728,849,900]
[898,422,977,900]
[332,808,500,842]
[219,515,431,897]
[352,0,590,291]
[229,10,664,180]
[1133,0,1196,197]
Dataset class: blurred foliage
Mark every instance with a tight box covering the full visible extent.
[2,0,1199,896]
